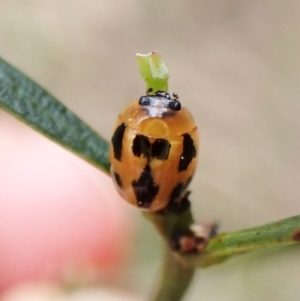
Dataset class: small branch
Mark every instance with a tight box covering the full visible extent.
[150,246,195,301]
[145,207,300,300]
[136,52,169,93]
[144,203,198,301]
[193,214,300,267]
[147,208,300,268]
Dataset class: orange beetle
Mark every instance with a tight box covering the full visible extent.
[109,91,199,212]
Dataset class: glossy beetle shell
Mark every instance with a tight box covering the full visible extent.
[109,94,199,212]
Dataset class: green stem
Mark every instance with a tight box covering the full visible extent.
[151,246,195,301]
[136,52,169,93]
[144,204,197,301]
[194,214,300,267]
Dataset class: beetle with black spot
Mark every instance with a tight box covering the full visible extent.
[110,91,198,212]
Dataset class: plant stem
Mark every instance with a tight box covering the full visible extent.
[193,214,300,267]
[136,51,169,93]
[144,203,198,301]
[151,246,195,301]
[145,208,300,297]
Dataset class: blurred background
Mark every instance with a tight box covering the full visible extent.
[0,0,300,300]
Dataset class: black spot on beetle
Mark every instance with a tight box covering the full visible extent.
[113,172,122,188]
[169,183,184,202]
[132,164,159,208]
[132,135,151,158]
[165,192,191,215]
[132,136,171,161]
[151,139,171,160]
[178,134,196,172]
[111,123,126,161]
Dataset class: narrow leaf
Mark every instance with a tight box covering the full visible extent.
[0,57,110,173]
[192,214,300,267]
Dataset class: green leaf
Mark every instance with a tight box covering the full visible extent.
[195,214,300,267]
[0,57,110,173]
